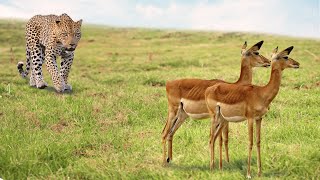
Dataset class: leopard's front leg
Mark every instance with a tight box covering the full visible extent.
[31,44,48,89]
[60,51,74,91]
[45,47,64,92]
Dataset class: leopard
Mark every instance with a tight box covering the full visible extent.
[17,13,82,92]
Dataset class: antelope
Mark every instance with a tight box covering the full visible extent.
[205,46,300,178]
[161,41,271,166]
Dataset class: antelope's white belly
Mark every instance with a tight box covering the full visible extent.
[222,115,246,122]
[185,112,210,119]
[181,98,210,120]
[217,102,246,122]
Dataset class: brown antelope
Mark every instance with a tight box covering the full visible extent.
[161,41,271,166]
[205,46,300,178]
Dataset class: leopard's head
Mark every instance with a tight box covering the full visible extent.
[55,13,82,52]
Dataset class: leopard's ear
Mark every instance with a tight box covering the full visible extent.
[55,17,61,25]
[77,19,83,26]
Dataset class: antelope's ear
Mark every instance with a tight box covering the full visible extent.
[249,40,264,52]
[242,41,247,50]
[276,46,293,59]
[273,46,278,54]
[277,46,294,58]
[271,46,279,60]
[241,41,247,54]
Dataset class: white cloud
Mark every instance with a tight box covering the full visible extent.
[0,0,128,23]
[0,0,318,38]
[189,0,286,33]
[0,4,29,18]
[135,4,164,19]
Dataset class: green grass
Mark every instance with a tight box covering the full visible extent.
[0,19,320,179]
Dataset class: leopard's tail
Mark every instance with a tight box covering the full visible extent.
[17,49,31,78]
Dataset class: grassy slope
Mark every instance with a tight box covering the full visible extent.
[0,20,319,179]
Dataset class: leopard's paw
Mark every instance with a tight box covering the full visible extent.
[36,81,48,89]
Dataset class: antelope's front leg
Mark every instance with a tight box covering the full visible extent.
[60,51,74,91]
[45,48,63,92]
[247,118,254,179]
[223,123,230,162]
[256,118,262,177]
[209,115,217,170]
[219,132,223,169]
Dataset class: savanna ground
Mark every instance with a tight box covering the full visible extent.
[0,19,319,179]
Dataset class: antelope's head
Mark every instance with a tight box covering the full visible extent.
[271,46,300,70]
[241,40,271,68]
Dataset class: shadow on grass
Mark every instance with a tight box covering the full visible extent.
[166,158,246,172]
[29,86,79,95]
[169,163,209,171]
[166,157,285,178]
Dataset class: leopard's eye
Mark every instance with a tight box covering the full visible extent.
[61,32,68,37]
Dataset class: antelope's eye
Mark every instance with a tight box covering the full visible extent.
[253,52,259,55]
[283,56,288,59]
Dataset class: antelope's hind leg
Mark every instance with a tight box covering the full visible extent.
[210,104,225,170]
[166,103,188,163]
[162,104,179,165]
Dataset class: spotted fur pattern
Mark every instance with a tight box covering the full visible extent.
[17,13,82,92]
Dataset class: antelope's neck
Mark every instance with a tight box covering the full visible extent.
[235,63,252,85]
[263,66,282,105]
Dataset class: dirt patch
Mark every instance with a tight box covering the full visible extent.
[50,120,68,133]
[294,85,311,90]
[151,82,165,87]
[92,107,101,115]
[88,92,107,98]
[98,112,129,131]
[143,78,165,87]
[98,119,113,131]
[87,39,95,43]
[73,149,88,157]
[101,143,113,152]
[160,32,191,39]
[294,81,320,90]
[25,111,41,128]
[138,131,153,139]
[115,112,127,122]
[73,144,97,157]
[123,143,131,150]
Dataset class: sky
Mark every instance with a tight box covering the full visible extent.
[0,0,319,38]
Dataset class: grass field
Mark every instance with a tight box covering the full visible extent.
[0,19,319,179]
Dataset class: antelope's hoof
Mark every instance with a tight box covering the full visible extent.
[210,164,214,171]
